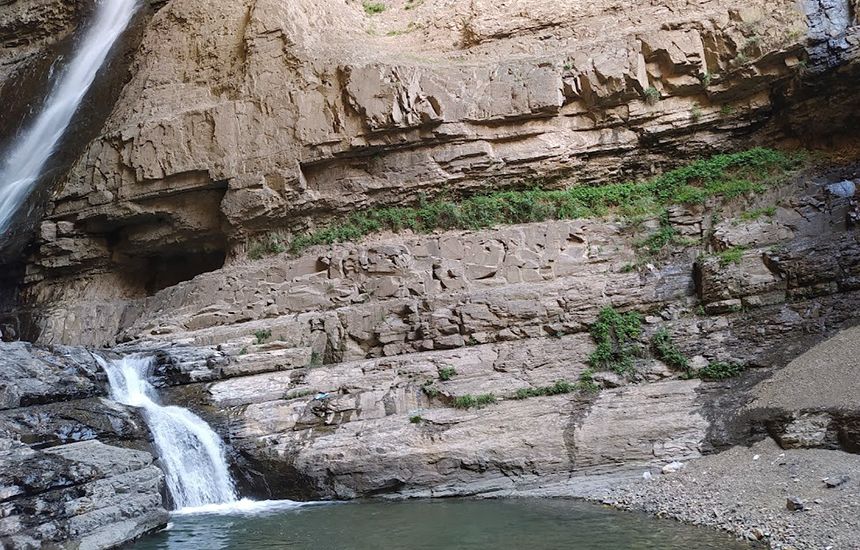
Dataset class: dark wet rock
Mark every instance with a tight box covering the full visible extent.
[0,344,168,549]
[0,342,105,409]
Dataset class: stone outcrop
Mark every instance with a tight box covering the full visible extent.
[79,166,857,500]
[9,0,860,343]
[0,343,168,549]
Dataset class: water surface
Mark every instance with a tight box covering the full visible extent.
[130,498,752,550]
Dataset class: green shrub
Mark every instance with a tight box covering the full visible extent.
[285,389,316,400]
[308,350,323,367]
[475,393,497,406]
[454,395,477,409]
[438,367,457,381]
[691,105,703,121]
[699,361,746,380]
[513,380,576,399]
[362,1,385,14]
[409,415,422,424]
[644,86,660,103]
[422,381,440,398]
[588,306,643,375]
[651,329,690,372]
[454,393,496,409]
[737,206,776,223]
[253,329,272,344]
[248,233,287,260]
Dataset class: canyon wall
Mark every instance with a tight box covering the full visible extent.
[7,0,860,345]
[0,0,859,547]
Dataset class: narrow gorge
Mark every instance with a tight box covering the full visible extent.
[1,0,860,548]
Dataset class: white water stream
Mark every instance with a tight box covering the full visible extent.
[0,0,138,235]
[98,355,238,510]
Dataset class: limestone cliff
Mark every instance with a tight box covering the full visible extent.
[1,0,860,547]
[7,0,860,345]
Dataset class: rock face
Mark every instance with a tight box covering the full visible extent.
[88,169,859,501]
[1,0,860,546]
[0,343,168,549]
[8,0,860,344]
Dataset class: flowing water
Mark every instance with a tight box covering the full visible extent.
[98,355,237,509]
[101,355,753,548]
[128,498,753,550]
[0,0,138,234]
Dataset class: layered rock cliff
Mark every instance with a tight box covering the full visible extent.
[6,0,860,345]
[1,0,860,548]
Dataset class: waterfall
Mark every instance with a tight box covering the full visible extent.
[0,0,138,235]
[98,355,238,510]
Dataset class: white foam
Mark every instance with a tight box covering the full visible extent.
[174,498,316,516]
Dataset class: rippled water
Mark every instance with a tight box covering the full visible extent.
[129,498,752,550]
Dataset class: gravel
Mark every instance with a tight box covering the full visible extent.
[599,439,860,550]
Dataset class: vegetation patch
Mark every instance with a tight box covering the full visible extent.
[514,380,575,399]
[588,306,643,375]
[737,205,776,223]
[438,367,457,381]
[249,233,287,260]
[715,246,745,266]
[454,393,496,409]
[362,1,385,14]
[651,329,690,372]
[253,329,272,344]
[285,389,316,400]
[422,380,440,398]
[409,415,422,424]
[644,86,660,104]
[287,149,804,255]
[699,361,746,380]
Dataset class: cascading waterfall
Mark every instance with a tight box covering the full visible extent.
[0,0,138,235]
[98,355,238,510]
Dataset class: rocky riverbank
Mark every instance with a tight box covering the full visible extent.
[591,324,860,549]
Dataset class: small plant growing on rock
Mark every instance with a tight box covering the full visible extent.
[248,233,287,260]
[731,53,748,66]
[720,104,734,116]
[409,415,422,424]
[454,393,496,409]
[285,389,316,400]
[454,395,477,409]
[239,347,248,355]
[438,367,457,381]
[422,380,440,398]
[716,246,745,266]
[308,350,323,367]
[475,393,497,406]
[643,86,660,104]
[651,329,690,373]
[588,306,643,375]
[253,329,272,344]
[362,1,385,14]
[699,361,746,380]
[691,105,703,121]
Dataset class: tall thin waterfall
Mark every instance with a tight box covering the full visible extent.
[98,355,238,510]
[0,0,138,234]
